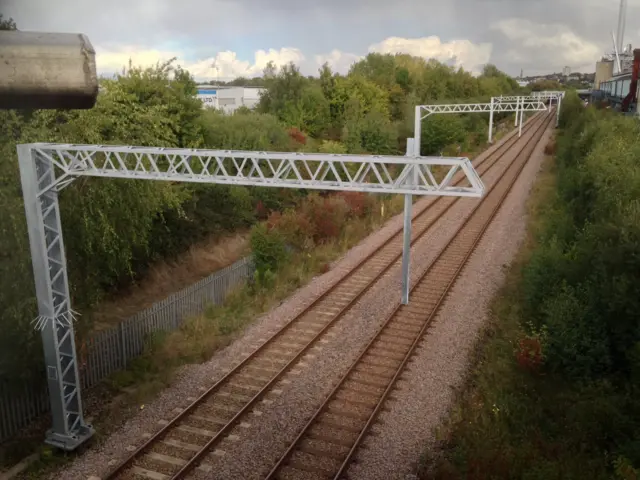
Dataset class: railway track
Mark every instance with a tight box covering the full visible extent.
[264,110,555,480]
[102,111,547,480]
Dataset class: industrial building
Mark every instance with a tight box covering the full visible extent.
[196,85,264,113]
[588,0,640,115]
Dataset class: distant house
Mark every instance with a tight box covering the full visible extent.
[196,85,265,113]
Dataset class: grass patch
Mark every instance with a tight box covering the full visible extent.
[418,151,620,480]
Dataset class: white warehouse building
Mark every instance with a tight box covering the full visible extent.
[196,85,264,113]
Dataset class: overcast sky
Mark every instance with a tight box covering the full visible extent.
[2,0,635,80]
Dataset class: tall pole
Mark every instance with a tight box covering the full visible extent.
[518,97,524,137]
[488,97,495,144]
[401,136,418,305]
[556,95,562,127]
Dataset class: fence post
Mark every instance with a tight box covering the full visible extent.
[119,322,127,370]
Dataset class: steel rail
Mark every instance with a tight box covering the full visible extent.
[264,110,554,480]
[103,111,545,480]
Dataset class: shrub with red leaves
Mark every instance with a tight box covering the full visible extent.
[516,335,544,373]
[302,195,349,242]
[255,200,268,220]
[338,191,369,218]
[288,127,307,145]
[544,140,556,155]
[274,210,316,250]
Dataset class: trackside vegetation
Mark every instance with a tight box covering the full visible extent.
[0,17,525,461]
[420,91,640,479]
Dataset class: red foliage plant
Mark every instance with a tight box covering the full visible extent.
[288,127,307,145]
[255,200,268,220]
[516,335,544,373]
[544,140,556,155]
[338,191,368,217]
[303,195,348,242]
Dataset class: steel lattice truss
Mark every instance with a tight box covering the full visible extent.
[416,100,547,120]
[32,143,485,197]
[495,95,556,103]
[17,142,486,451]
[531,90,565,100]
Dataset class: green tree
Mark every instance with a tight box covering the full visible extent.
[0,14,17,30]
[257,62,330,135]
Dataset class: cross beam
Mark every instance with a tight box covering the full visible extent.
[31,143,485,197]
[531,90,565,99]
[494,94,561,102]
[495,92,564,127]
[415,100,547,118]
[17,143,484,451]
[413,100,547,153]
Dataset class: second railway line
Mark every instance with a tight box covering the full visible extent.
[88,109,551,480]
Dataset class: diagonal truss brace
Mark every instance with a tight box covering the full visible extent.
[416,100,547,120]
[495,94,561,103]
[17,142,485,451]
[30,143,485,197]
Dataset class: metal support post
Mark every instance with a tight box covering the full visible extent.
[488,97,494,144]
[17,145,94,451]
[413,106,422,156]
[518,97,524,137]
[556,95,562,127]
[401,139,416,305]
[514,98,519,126]
[401,190,413,305]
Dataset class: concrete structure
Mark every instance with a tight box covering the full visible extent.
[196,85,264,113]
[0,31,98,109]
[594,60,614,89]
[563,66,571,77]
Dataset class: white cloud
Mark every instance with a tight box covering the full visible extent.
[491,18,601,70]
[95,35,495,81]
[96,46,183,75]
[96,46,307,80]
[314,49,363,74]
[368,36,493,74]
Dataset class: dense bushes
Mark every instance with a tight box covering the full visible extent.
[522,93,640,472]
[258,54,520,155]
[523,94,640,385]
[250,192,376,280]
[427,92,640,479]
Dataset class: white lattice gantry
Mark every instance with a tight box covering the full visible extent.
[413,100,548,151]
[17,142,485,451]
[33,143,485,196]
[415,100,547,118]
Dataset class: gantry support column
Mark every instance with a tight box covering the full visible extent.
[17,145,94,451]
[488,97,495,144]
[518,97,524,137]
[401,137,418,305]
